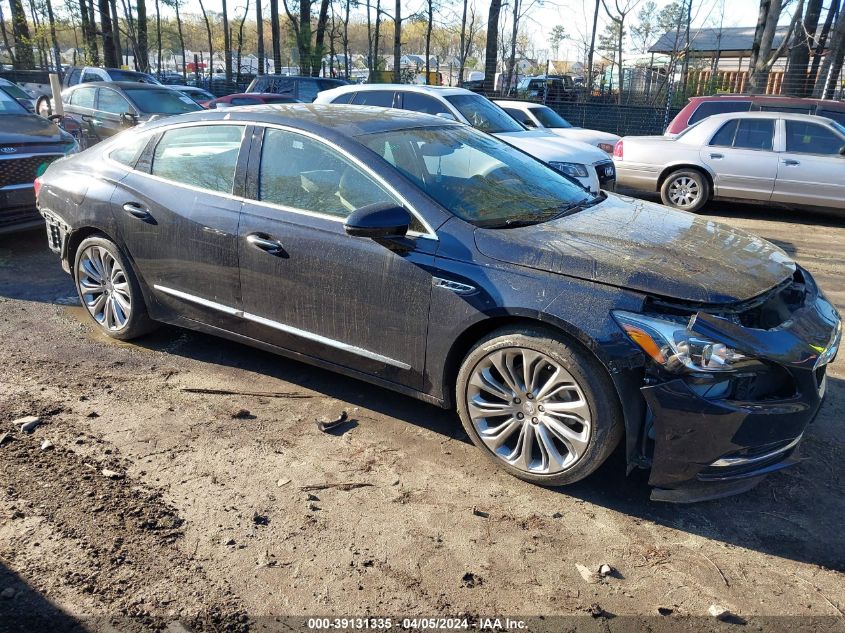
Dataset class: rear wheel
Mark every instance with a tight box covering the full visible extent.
[36,95,52,117]
[73,236,156,340]
[660,168,709,212]
[456,326,623,486]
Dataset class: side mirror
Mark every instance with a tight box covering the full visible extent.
[344,202,411,239]
[840,145,845,156]
[120,111,138,126]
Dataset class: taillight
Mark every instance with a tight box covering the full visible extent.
[613,140,623,159]
[33,176,42,199]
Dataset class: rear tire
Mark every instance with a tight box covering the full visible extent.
[660,168,709,212]
[36,95,52,118]
[455,326,623,486]
[73,236,156,340]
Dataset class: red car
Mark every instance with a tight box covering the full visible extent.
[666,94,845,135]
[207,93,301,108]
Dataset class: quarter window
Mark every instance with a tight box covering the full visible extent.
[151,125,244,194]
[709,120,739,147]
[110,133,151,167]
[785,120,844,155]
[258,128,399,219]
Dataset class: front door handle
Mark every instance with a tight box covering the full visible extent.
[122,202,153,221]
[246,233,286,256]
[781,158,800,166]
[709,153,724,159]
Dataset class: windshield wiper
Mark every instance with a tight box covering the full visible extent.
[551,192,606,219]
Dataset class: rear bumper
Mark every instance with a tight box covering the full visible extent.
[638,275,840,502]
[614,162,660,191]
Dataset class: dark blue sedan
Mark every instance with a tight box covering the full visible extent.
[35,105,841,502]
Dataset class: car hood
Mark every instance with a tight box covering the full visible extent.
[547,127,620,147]
[0,113,71,144]
[493,130,608,163]
[474,194,796,304]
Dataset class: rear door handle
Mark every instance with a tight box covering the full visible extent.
[781,159,800,166]
[709,153,724,159]
[246,233,285,256]
[122,202,153,221]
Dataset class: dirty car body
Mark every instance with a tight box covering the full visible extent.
[36,105,841,502]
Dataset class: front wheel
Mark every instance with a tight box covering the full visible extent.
[660,169,710,212]
[74,236,156,340]
[455,327,623,486]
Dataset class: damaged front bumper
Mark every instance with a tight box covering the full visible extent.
[634,269,841,502]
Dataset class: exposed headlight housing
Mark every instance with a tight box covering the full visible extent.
[597,142,614,154]
[548,161,589,178]
[613,311,748,373]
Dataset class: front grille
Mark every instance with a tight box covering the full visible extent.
[595,160,616,184]
[0,154,62,188]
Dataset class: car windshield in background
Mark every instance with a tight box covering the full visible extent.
[125,88,203,114]
[108,70,161,84]
[0,89,26,113]
[445,94,524,133]
[530,106,572,129]
[1,82,31,100]
[359,125,593,228]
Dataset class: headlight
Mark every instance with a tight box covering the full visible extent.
[598,142,614,154]
[548,161,589,178]
[613,311,748,373]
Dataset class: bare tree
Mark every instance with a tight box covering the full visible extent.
[45,0,62,72]
[235,0,250,80]
[0,1,16,68]
[99,0,120,66]
[810,0,841,89]
[748,0,802,94]
[197,0,213,77]
[602,0,642,104]
[586,0,600,93]
[458,0,479,85]
[784,0,823,96]
[170,0,187,80]
[814,1,845,97]
[109,0,122,62]
[425,0,435,83]
[136,0,148,70]
[255,0,264,73]
[154,0,162,75]
[393,0,401,81]
[484,0,503,93]
[270,0,282,72]
[222,0,232,82]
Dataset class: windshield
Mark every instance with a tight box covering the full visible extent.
[445,94,524,133]
[109,69,162,84]
[0,89,26,114]
[531,106,572,128]
[359,125,594,227]
[124,88,203,114]
[0,82,31,101]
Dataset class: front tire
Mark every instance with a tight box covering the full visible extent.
[74,236,156,340]
[455,326,623,486]
[660,168,710,212]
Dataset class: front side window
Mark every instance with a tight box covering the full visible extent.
[359,125,592,227]
[97,88,132,115]
[785,120,845,155]
[151,125,244,193]
[502,107,534,127]
[82,71,103,83]
[401,92,450,116]
[70,87,96,108]
[530,106,572,129]
[258,128,399,219]
[444,94,524,133]
[733,119,774,151]
[124,88,203,114]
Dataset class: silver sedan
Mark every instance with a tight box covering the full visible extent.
[613,111,845,213]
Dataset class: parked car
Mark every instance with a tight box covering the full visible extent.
[0,90,77,233]
[315,85,615,193]
[61,82,203,146]
[0,78,36,112]
[495,100,620,154]
[515,75,575,102]
[35,67,163,116]
[207,93,300,108]
[170,85,217,107]
[36,104,841,502]
[666,94,845,135]
[615,111,845,214]
[246,75,347,102]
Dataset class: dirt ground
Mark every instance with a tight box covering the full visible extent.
[1,198,844,633]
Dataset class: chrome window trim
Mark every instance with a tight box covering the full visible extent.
[103,118,438,240]
[154,284,411,370]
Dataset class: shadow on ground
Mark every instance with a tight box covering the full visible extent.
[0,561,84,632]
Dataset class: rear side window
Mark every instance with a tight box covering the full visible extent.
[733,119,774,151]
[151,125,244,194]
[757,104,813,115]
[351,91,395,107]
[818,109,845,125]
[689,100,751,125]
[257,128,397,218]
[329,92,355,104]
[296,79,321,102]
[785,120,844,155]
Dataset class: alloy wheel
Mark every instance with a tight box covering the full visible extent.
[77,245,132,331]
[667,176,701,208]
[466,348,592,475]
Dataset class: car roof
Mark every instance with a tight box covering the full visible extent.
[68,81,169,90]
[493,100,547,109]
[703,110,841,123]
[137,103,460,137]
[688,94,845,109]
[321,83,472,98]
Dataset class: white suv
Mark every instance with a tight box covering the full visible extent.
[315,85,615,193]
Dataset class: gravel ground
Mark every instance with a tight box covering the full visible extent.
[1,198,844,633]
